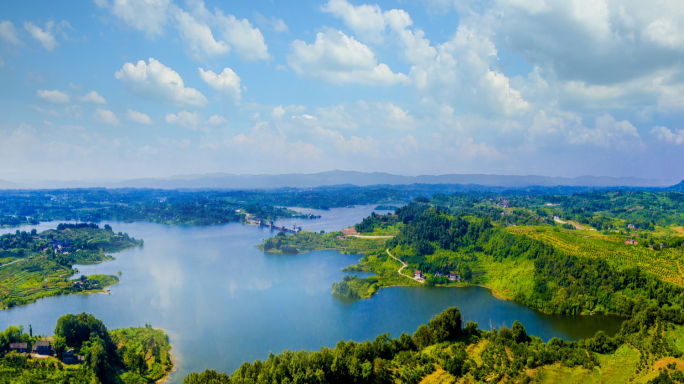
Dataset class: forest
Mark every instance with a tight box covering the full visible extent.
[182,304,684,384]
[318,193,684,315]
[0,313,173,383]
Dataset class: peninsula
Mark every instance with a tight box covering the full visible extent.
[0,223,142,309]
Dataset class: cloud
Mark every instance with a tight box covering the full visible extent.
[0,21,22,45]
[171,5,230,61]
[93,108,120,125]
[169,1,269,61]
[321,0,387,44]
[64,105,83,119]
[458,0,684,86]
[651,126,684,144]
[203,121,324,163]
[315,101,419,131]
[529,110,642,148]
[165,110,210,131]
[31,105,60,116]
[23,21,59,51]
[322,0,436,65]
[254,12,289,33]
[198,67,241,102]
[115,58,208,107]
[95,0,172,38]
[314,126,381,155]
[126,109,153,124]
[272,105,285,119]
[207,115,227,125]
[79,91,106,104]
[407,25,529,116]
[272,105,307,119]
[37,89,70,104]
[271,18,289,33]
[568,114,641,147]
[287,29,409,86]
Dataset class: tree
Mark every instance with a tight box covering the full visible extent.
[429,307,462,342]
[54,313,115,352]
[183,369,232,384]
[412,325,433,350]
[511,321,528,343]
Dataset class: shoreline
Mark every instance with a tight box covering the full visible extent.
[154,327,178,384]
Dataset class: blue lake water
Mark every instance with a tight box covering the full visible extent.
[0,205,624,382]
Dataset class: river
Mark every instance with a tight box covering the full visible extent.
[0,205,624,382]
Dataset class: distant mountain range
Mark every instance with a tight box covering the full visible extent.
[0,179,20,189]
[1,171,679,190]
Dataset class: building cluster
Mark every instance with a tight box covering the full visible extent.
[413,270,461,282]
[7,340,84,364]
[39,239,73,254]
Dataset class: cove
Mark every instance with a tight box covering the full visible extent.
[0,205,624,383]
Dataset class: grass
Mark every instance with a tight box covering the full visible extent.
[258,231,387,254]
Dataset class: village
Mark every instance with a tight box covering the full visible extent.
[7,339,85,365]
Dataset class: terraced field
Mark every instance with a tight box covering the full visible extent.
[506,226,684,286]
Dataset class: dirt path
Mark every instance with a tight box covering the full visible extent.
[386,249,424,284]
[350,235,395,239]
[0,258,25,269]
[553,217,595,231]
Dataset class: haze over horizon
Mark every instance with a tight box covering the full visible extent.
[2,0,684,181]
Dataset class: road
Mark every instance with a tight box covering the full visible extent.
[350,235,395,239]
[386,249,424,284]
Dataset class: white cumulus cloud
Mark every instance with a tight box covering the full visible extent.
[93,108,120,125]
[171,5,230,61]
[95,0,172,38]
[115,58,208,107]
[0,21,22,45]
[166,110,204,131]
[126,109,153,124]
[198,67,241,102]
[169,1,269,62]
[23,21,58,51]
[207,115,227,125]
[651,126,684,145]
[287,29,409,86]
[37,89,70,104]
[79,91,106,104]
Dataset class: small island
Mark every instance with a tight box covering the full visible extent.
[0,223,142,309]
[0,313,173,383]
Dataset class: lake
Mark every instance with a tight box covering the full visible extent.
[0,205,624,382]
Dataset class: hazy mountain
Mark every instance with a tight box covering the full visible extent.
[4,171,677,190]
[0,179,20,189]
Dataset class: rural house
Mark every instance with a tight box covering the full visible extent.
[9,343,28,353]
[33,340,53,355]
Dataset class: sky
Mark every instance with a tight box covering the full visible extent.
[1,0,683,182]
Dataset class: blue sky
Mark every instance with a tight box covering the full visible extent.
[1,0,683,182]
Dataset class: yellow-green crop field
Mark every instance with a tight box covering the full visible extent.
[506,226,684,286]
